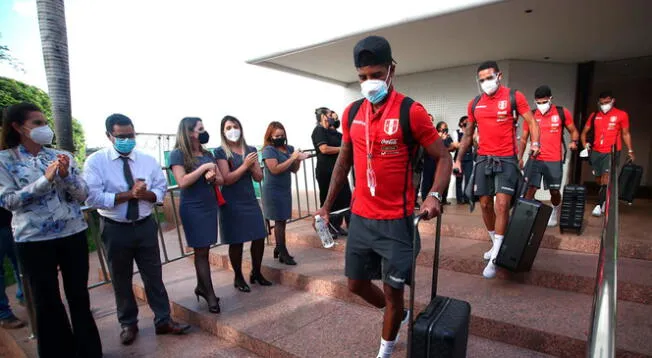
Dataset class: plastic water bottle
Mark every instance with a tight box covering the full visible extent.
[314,215,335,249]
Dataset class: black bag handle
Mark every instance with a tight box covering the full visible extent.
[408,211,442,357]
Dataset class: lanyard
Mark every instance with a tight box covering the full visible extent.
[364,90,397,197]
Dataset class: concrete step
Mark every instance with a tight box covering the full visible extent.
[280,220,652,305]
[207,244,652,358]
[429,211,652,260]
[132,257,556,358]
[1,282,259,358]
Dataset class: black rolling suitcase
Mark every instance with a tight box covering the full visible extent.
[619,162,643,205]
[408,213,471,358]
[559,185,586,235]
[495,159,552,272]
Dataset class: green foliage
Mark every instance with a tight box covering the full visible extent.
[0,76,86,164]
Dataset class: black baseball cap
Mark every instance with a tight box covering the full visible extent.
[353,35,395,68]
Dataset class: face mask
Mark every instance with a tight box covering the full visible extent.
[114,138,136,154]
[225,128,241,142]
[536,101,551,114]
[600,102,613,113]
[198,131,210,144]
[29,126,54,145]
[480,77,499,95]
[333,119,340,129]
[272,137,286,147]
[327,118,335,127]
[360,66,392,104]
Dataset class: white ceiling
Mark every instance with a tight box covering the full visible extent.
[248,0,652,85]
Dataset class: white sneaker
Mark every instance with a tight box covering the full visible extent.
[483,236,503,279]
[591,205,602,217]
[483,262,497,279]
[483,232,496,260]
[547,205,559,227]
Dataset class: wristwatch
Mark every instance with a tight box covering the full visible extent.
[428,192,443,202]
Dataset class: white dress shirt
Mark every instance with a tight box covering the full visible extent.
[83,147,167,222]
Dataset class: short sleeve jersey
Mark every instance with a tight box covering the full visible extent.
[467,86,530,157]
[523,106,574,162]
[342,90,440,220]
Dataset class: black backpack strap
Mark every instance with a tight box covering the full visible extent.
[510,89,519,156]
[510,88,518,121]
[347,99,365,131]
[399,97,418,217]
[471,95,482,118]
[400,97,416,154]
[556,106,568,162]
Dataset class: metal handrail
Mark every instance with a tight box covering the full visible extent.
[587,145,619,357]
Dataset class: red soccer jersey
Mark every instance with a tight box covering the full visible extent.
[523,106,573,162]
[585,107,630,153]
[342,90,439,220]
[467,86,530,157]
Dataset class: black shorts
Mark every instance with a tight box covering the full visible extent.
[345,214,419,289]
[473,156,520,197]
[528,160,563,190]
[590,151,618,176]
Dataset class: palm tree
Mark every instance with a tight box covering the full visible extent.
[36,0,74,152]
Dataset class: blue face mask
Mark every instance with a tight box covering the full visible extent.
[114,138,136,154]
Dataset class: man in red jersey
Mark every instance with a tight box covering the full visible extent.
[580,90,634,216]
[315,36,451,358]
[454,61,540,279]
[519,85,579,227]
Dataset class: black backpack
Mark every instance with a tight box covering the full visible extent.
[470,88,519,155]
[347,97,423,216]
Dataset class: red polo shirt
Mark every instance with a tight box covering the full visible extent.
[523,106,573,162]
[467,86,530,156]
[585,107,630,153]
[342,90,439,220]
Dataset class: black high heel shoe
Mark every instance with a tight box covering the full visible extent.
[274,247,294,260]
[233,277,251,292]
[277,245,297,265]
[250,273,273,286]
[194,287,221,314]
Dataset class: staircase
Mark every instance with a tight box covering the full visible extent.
[129,201,652,357]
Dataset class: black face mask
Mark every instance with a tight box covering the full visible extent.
[333,119,341,129]
[272,137,287,147]
[198,131,210,144]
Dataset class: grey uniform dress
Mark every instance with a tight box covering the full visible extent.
[261,145,294,221]
[214,146,266,244]
[168,149,218,248]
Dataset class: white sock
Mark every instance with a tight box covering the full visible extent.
[377,337,397,358]
[492,235,504,259]
[488,230,496,239]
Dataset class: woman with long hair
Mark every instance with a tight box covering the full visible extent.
[311,107,352,237]
[261,121,306,265]
[215,115,271,292]
[0,103,102,357]
[169,117,224,313]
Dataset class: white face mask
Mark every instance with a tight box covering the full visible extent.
[360,66,392,104]
[225,128,241,142]
[600,102,613,113]
[480,76,499,95]
[536,101,551,114]
[29,126,54,145]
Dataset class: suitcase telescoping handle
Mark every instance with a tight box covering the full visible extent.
[407,210,442,358]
